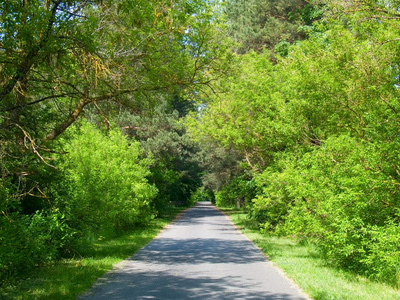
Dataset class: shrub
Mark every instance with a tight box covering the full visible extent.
[53,121,158,234]
[215,175,256,208]
[0,209,72,282]
[252,135,400,285]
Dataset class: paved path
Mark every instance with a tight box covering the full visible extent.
[79,202,309,300]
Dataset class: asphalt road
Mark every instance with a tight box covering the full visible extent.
[79,202,309,300]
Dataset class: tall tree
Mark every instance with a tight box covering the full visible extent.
[117,98,202,210]
[0,0,231,208]
[224,0,320,53]
[189,0,400,286]
[0,0,232,280]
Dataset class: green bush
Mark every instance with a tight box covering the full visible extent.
[0,209,72,282]
[252,135,400,286]
[54,121,158,233]
[215,175,256,208]
[0,167,73,282]
[362,221,400,286]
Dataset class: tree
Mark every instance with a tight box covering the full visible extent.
[0,0,231,215]
[187,51,303,171]
[194,140,243,192]
[0,0,232,280]
[224,0,321,54]
[190,0,400,286]
[117,99,202,210]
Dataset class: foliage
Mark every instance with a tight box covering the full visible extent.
[0,207,184,300]
[4,0,400,291]
[193,139,243,192]
[0,0,230,282]
[252,136,400,284]
[227,210,400,300]
[0,209,73,282]
[191,0,400,287]
[54,121,157,233]
[0,120,158,281]
[188,188,215,205]
[0,0,231,141]
[117,100,202,210]
[187,51,303,170]
[215,175,256,208]
[0,0,230,222]
[224,0,322,53]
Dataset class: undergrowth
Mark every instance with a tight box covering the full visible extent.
[224,209,400,300]
[0,207,184,300]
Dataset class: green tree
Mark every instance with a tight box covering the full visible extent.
[117,99,202,210]
[0,0,232,280]
[0,0,231,194]
[190,1,400,286]
[194,140,243,192]
[0,0,231,219]
[224,0,321,53]
[187,51,303,171]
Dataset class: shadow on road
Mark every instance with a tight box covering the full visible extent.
[86,269,303,300]
[134,238,266,265]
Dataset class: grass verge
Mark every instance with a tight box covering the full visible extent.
[0,207,184,300]
[223,209,400,300]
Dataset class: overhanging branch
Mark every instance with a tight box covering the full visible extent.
[0,93,76,112]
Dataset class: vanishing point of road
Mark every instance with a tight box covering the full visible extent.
[79,202,310,300]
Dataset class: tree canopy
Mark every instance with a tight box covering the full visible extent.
[187,0,400,287]
[0,0,230,281]
[224,0,321,54]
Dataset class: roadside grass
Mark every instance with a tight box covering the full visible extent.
[0,206,184,300]
[223,209,400,300]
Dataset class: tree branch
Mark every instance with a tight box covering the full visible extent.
[15,124,56,168]
[43,97,90,142]
[0,93,76,112]
[0,1,62,102]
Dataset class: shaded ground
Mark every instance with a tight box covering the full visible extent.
[79,202,309,300]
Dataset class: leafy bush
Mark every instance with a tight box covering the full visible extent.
[252,135,400,286]
[361,221,400,285]
[53,122,158,233]
[0,209,72,282]
[0,159,73,282]
[215,175,256,208]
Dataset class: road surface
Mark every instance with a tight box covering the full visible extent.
[79,202,309,300]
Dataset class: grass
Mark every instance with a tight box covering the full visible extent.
[223,209,400,300]
[0,206,185,300]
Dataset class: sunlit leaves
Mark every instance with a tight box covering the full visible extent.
[0,0,231,282]
[191,1,400,286]
[54,121,157,231]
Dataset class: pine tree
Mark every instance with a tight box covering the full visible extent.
[225,0,318,53]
